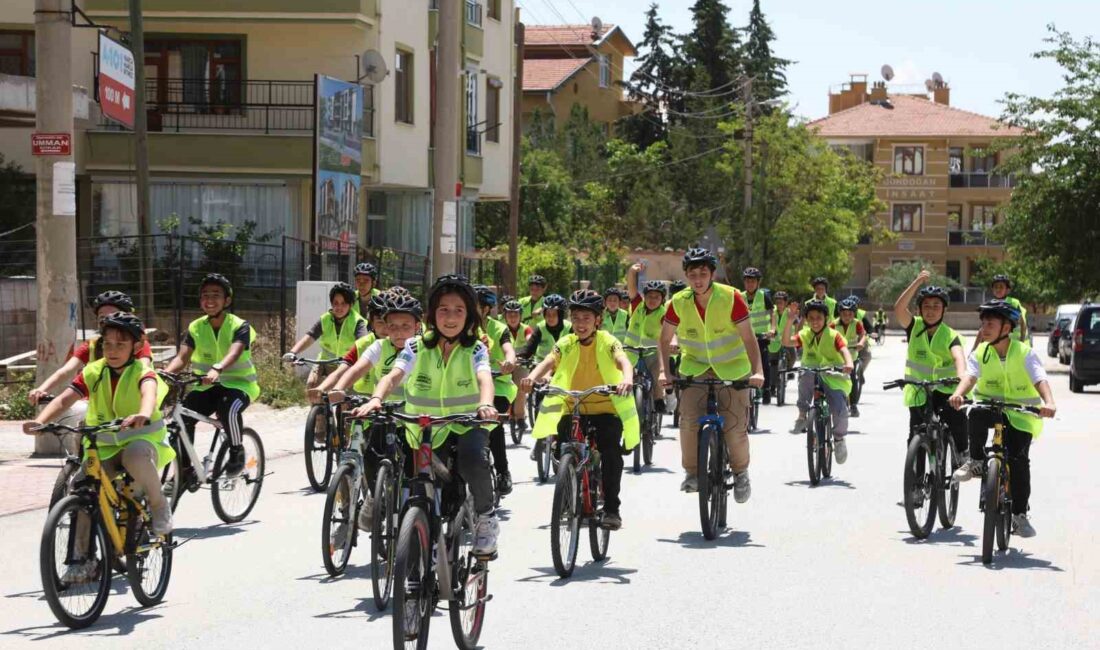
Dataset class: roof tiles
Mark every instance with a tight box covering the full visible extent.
[808,95,1025,138]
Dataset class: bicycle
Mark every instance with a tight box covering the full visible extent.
[538,384,618,578]
[769,348,793,407]
[884,377,962,538]
[157,371,266,523]
[673,376,752,541]
[32,420,174,629]
[874,322,887,345]
[965,400,1041,565]
[798,367,847,487]
[295,357,347,492]
[389,411,498,650]
[36,394,90,511]
[510,359,537,445]
[624,345,661,473]
[317,394,374,578]
[849,353,865,408]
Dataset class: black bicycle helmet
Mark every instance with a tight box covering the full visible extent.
[990,273,1012,289]
[642,280,668,297]
[977,299,1020,327]
[429,274,477,305]
[474,284,498,307]
[568,289,604,314]
[502,299,523,313]
[99,311,145,341]
[329,282,356,305]
[542,293,566,312]
[199,273,233,297]
[354,262,378,279]
[602,287,623,299]
[368,291,392,318]
[389,285,410,297]
[669,280,687,294]
[500,294,515,305]
[742,266,763,279]
[838,298,858,313]
[528,274,547,287]
[774,290,790,301]
[917,285,950,308]
[682,247,718,271]
[386,294,423,321]
[90,290,135,313]
[803,299,830,318]
[811,276,829,289]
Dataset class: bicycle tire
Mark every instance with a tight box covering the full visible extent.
[776,356,788,407]
[449,501,487,650]
[633,385,647,474]
[537,438,554,484]
[903,435,937,539]
[806,419,821,486]
[212,428,266,524]
[697,425,722,539]
[819,411,833,479]
[997,471,1011,552]
[643,413,658,466]
[321,463,356,577]
[371,461,397,609]
[48,461,81,511]
[981,458,1000,564]
[126,518,173,607]
[304,404,333,492]
[937,433,960,529]
[589,468,610,561]
[850,360,864,405]
[510,417,521,445]
[40,495,112,629]
[392,505,432,650]
[550,454,580,578]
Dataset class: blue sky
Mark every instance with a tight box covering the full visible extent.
[517,0,1097,120]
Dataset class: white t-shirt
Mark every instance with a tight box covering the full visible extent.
[361,339,384,367]
[392,338,491,387]
[965,345,1047,385]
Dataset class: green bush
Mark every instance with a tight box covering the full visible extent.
[517,240,574,295]
[0,383,35,421]
[251,316,307,409]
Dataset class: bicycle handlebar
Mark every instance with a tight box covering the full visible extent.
[623,345,658,355]
[798,366,848,375]
[535,384,617,400]
[965,400,1042,416]
[883,377,960,391]
[347,402,498,428]
[290,357,343,367]
[31,420,124,436]
[671,377,752,390]
[157,370,204,388]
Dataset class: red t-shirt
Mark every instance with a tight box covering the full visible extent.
[792,329,847,352]
[662,290,750,327]
[342,345,361,365]
[70,367,157,398]
[71,340,152,364]
[630,294,644,312]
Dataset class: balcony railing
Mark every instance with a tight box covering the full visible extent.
[948,229,1001,246]
[466,0,482,26]
[96,78,375,137]
[949,172,1018,189]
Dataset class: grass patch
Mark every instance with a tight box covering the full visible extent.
[252,316,307,409]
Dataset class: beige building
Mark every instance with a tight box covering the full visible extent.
[0,0,517,258]
[520,23,637,135]
[809,75,1025,303]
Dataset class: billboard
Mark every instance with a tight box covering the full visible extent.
[98,32,136,129]
[313,75,364,253]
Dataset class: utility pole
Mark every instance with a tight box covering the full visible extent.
[128,0,155,323]
[741,75,754,220]
[33,0,77,455]
[507,17,524,295]
[431,0,461,278]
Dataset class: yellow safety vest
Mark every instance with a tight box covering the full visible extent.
[974,340,1043,437]
[82,358,174,468]
[402,335,483,448]
[188,313,260,401]
[672,283,751,381]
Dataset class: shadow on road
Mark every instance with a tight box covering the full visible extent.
[900,527,978,547]
[656,530,764,550]
[516,563,636,586]
[957,548,1065,572]
[628,466,676,475]
[2,604,166,639]
[783,478,856,489]
[297,562,371,584]
[313,596,389,621]
[174,519,259,541]
[275,486,322,497]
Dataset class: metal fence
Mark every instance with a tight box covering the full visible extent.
[457,255,504,290]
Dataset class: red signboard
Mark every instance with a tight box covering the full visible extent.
[98,32,136,129]
[31,133,71,156]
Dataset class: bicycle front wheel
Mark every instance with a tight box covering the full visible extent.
[449,501,487,650]
[322,463,356,577]
[393,505,432,650]
[212,428,266,523]
[40,495,112,629]
[818,412,833,479]
[589,468,610,560]
[550,454,580,578]
[981,458,1001,564]
[697,425,723,540]
[304,404,333,492]
[903,435,937,539]
[937,433,960,529]
[371,461,398,609]
[538,438,554,484]
[806,417,821,486]
[776,357,788,407]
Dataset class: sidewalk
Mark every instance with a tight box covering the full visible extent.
[0,403,310,517]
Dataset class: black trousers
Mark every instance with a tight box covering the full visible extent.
[555,413,624,515]
[968,409,1033,515]
[181,385,250,469]
[489,395,511,473]
[908,390,968,454]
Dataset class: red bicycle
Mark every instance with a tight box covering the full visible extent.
[535,384,618,579]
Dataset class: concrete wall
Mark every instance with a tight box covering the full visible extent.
[376,0,430,189]
[474,0,513,201]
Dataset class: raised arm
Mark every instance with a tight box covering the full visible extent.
[894,269,931,330]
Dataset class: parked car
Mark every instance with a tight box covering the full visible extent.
[1048,316,1071,358]
[1058,320,1075,365]
[1069,302,1100,393]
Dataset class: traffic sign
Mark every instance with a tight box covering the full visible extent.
[31,132,71,156]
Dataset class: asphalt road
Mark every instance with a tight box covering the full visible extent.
[1,335,1096,649]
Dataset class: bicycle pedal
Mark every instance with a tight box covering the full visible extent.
[472,551,498,562]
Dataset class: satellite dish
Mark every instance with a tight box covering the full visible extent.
[881,64,895,81]
[591,16,604,36]
[932,71,944,86]
[924,79,935,92]
[359,49,388,84]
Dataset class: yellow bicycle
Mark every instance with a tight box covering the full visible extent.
[34,420,174,629]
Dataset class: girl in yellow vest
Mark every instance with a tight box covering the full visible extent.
[782,299,855,464]
[475,285,518,496]
[832,298,868,417]
[600,287,630,341]
[353,274,501,558]
[308,289,397,410]
[164,273,259,479]
[742,267,777,403]
[502,299,534,431]
[283,282,369,387]
[350,262,382,318]
[948,300,1055,538]
[518,274,548,324]
[516,293,571,362]
[522,289,637,530]
[26,312,174,581]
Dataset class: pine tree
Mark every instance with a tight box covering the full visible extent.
[680,0,742,99]
[742,0,791,106]
[621,3,676,148]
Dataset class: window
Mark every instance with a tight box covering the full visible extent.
[946,260,961,282]
[971,150,996,173]
[598,55,610,88]
[892,204,922,232]
[948,147,964,175]
[487,0,501,20]
[395,50,413,124]
[0,31,34,76]
[970,205,997,230]
[465,0,482,27]
[485,80,500,143]
[947,204,962,230]
[465,70,480,154]
[893,146,924,175]
[144,37,242,107]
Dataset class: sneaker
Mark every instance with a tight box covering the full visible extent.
[654,399,666,414]
[517,418,528,433]
[733,471,751,503]
[496,471,513,496]
[762,392,772,405]
[151,503,173,537]
[61,558,97,585]
[357,492,374,531]
[181,466,201,493]
[952,459,983,483]
[834,437,848,464]
[601,512,622,530]
[680,474,698,493]
[472,513,500,557]
[849,404,860,418]
[790,412,808,434]
[1012,514,1037,538]
[529,440,541,462]
[223,445,246,477]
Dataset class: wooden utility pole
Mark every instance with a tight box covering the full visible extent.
[431,0,461,278]
[33,0,77,455]
[742,76,754,220]
[128,0,155,322]
[507,17,524,295]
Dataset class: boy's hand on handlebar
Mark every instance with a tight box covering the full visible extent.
[948,393,966,410]
[615,381,633,397]
[27,388,48,406]
[1040,404,1056,418]
[657,371,671,388]
[202,369,220,385]
[121,414,148,430]
[328,389,345,405]
[350,397,382,418]
[499,360,515,374]
[841,363,854,374]
[307,388,322,404]
[281,353,296,363]
[477,404,499,421]
[748,373,764,388]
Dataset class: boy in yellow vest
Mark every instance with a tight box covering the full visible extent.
[350,262,381,318]
[502,298,534,431]
[832,298,868,417]
[522,290,637,530]
[518,274,547,324]
[601,287,630,341]
[475,285,518,495]
[625,279,669,412]
[742,267,777,403]
[164,273,259,478]
[949,300,1055,538]
[283,282,369,387]
[657,249,764,500]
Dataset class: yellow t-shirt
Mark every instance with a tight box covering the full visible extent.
[551,339,617,415]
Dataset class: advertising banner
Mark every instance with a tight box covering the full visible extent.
[98,32,136,128]
[313,75,364,253]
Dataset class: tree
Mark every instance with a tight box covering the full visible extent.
[742,0,791,107]
[680,0,742,97]
[518,142,575,243]
[0,153,36,276]
[995,26,1100,300]
[621,4,676,149]
[866,260,960,307]
[555,104,607,182]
